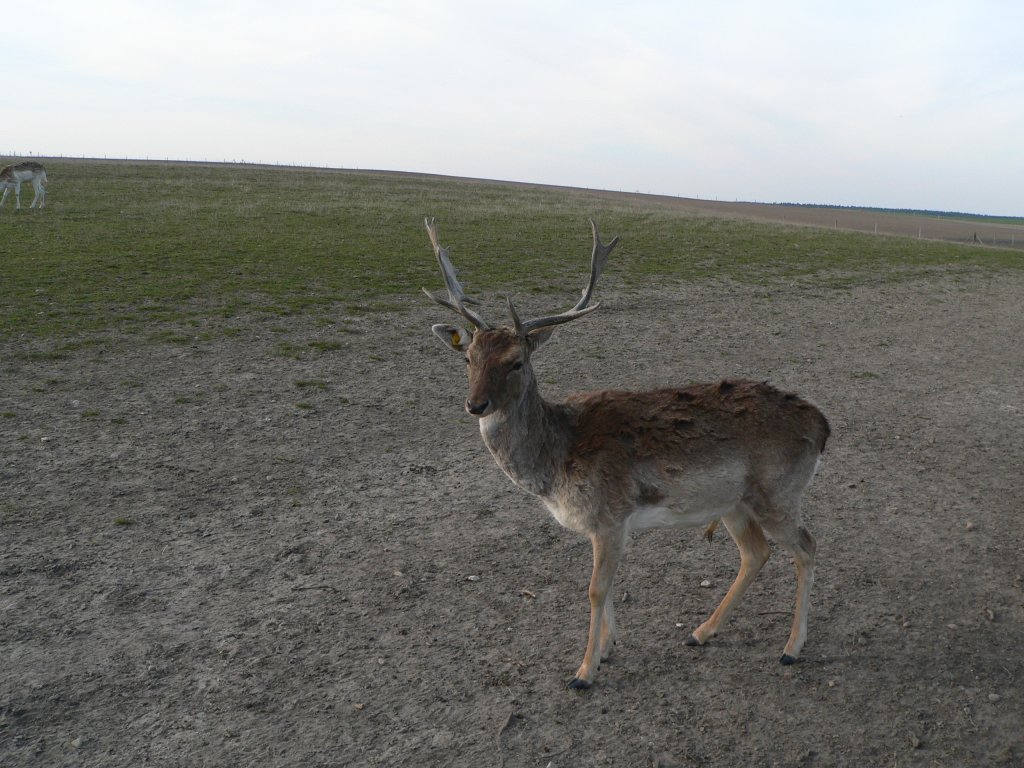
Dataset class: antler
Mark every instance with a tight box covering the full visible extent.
[421,217,492,330]
[511,218,620,336]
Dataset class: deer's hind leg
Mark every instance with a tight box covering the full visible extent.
[687,511,771,647]
[30,179,45,208]
[762,516,816,664]
[754,466,818,664]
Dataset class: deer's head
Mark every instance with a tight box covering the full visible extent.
[423,218,619,418]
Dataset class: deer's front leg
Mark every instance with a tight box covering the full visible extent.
[568,529,625,690]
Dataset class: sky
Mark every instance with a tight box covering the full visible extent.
[5,1,1023,216]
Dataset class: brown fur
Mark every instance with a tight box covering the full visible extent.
[567,381,829,463]
[0,161,45,181]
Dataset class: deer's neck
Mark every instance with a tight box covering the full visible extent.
[478,386,569,499]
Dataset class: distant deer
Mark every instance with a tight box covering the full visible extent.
[424,218,829,689]
[0,161,48,209]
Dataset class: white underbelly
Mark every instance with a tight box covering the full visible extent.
[626,500,731,532]
[542,498,590,533]
[627,463,747,533]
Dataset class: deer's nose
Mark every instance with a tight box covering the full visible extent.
[466,398,490,416]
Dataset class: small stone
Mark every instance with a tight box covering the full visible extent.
[988,693,1001,703]
[902,621,912,628]
[466,575,480,582]
[947,623,958,630]
[699,580,711,588]
[965,522,976,531]
[71,737,83,749]
[910,734,922,749]
[985,608,996,622]
[828,680,837,688]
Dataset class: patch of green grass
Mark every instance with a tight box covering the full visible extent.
[274,342,305,359]
[307,340,344,352]
[1,159,1020,346]
[0,503,22,522]
[294,379,328,390]
[147,330,193,345]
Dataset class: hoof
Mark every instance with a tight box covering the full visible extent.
[780,653,799,666]
[685,634,702,647]
[567,677,592,690]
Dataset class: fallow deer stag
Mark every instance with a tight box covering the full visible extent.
[0,161,47,209]
[423,218,829,689]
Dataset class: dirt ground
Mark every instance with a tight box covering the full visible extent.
[655,197,1024,249]
[2,268,1022,767]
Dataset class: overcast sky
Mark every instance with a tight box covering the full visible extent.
[6,1,1022,215]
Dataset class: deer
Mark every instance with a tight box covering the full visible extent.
[423,218,830,689]
[0,161,48,210]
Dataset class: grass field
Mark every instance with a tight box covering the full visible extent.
[2,159,1020,343]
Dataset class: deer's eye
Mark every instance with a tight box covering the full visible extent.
[511,361,523,371]
[464,356,470,365]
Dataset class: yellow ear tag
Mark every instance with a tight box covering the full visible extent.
[451,331,461,346]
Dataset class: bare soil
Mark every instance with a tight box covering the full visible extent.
[2,270,1022,767]
[645,197,1024,249]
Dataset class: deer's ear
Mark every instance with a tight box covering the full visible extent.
[526,327,555,352]
[431,324,472,352]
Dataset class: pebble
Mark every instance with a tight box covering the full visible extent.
[466,575,480,582]
[699,580,711,588]
[988,693,1001,703]
[966,522,976,531]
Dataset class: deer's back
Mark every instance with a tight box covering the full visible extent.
[565,379,829,470]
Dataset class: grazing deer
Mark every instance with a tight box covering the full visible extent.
[0,161,48,209]
[423,218,829,689]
